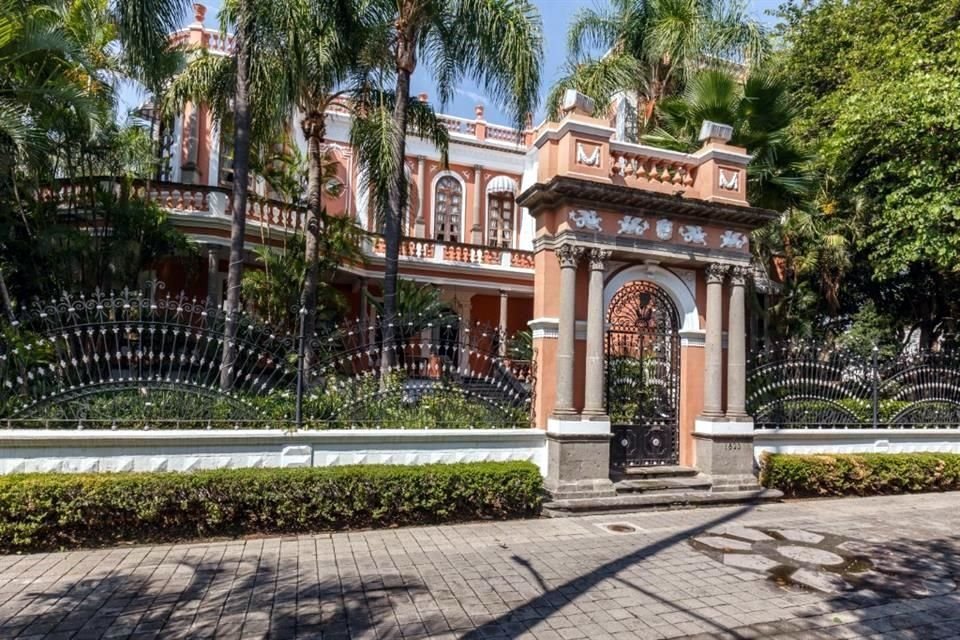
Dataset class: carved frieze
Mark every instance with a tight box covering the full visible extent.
[617,215,649,236]
[720,230,747,249]
[656,218,673,240]
[679,225,707,245]
[568,209,603,231]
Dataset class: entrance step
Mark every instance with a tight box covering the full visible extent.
[613,465,700,479]
[541,488,784,517]
[613,475,712,494]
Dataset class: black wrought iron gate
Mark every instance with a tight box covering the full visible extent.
[606,281,681,467]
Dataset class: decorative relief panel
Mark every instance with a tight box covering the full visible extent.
[656,218,673,240]
[568,209,603,231]
[720,230,747,249]
[617,215,649,236]
[718,168,740,191]
[679,225,707,245]
[576,142,601,167]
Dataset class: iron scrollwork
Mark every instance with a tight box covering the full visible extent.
[606,280,682,467]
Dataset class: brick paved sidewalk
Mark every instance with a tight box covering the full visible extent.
[1,493,959,639]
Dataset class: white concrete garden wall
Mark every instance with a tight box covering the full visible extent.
[754,428,960,462]
[0,429,547,475]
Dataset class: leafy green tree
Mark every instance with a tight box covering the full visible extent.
[364,0,543,376]
[547,0,767,128]
[776,0,960,347]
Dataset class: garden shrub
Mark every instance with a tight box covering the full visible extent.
[0,461,543,553]
[759,452,960,497]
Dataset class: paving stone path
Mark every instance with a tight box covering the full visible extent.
[2,493,960,639]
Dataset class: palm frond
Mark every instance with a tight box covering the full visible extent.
[452,0,544,131]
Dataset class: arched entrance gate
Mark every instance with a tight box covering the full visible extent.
[606,281,682,467]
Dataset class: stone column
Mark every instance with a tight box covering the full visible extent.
[206,246,219,306]
[553,244,582,416]
[498,289,509,357]
[470,165,483,244]
[582,248,611,418]
[701,263,728,418]
[726,266,750,420]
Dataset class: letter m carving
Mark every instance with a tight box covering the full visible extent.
[718,169,739,191]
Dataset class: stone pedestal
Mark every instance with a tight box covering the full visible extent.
[693,419,760,492]
[545,418,615,499]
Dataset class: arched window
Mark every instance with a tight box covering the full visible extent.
[433,176,462,242]
[486,176,517,248]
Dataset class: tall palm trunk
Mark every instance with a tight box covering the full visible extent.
[220,30,253,391]
[301,113,325,372]
[381,35,415,378]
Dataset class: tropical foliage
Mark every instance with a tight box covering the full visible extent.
[547,0,767,129]
[769,0,960,349]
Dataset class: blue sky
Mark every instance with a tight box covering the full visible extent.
[122,0,784,125]
[424,0,783,124]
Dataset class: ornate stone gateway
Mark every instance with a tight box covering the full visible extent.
[605,281,681,467]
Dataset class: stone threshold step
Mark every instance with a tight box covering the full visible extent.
[613,475,713,494]
[613,465,699,478]
[541,488,784,517]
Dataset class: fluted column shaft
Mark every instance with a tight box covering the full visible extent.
[702,264,728,418]
[554,244,582,416]
[583,249,611,417]
[726,267,749,419]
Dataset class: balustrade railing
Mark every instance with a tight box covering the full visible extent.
[38,178,534,272]
[39,178,306,231]
[609,141,698,191]
[367,235,534,270]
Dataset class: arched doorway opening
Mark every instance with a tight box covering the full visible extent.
[606,281,682,467]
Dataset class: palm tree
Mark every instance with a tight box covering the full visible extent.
[643,67,814,211]
[164,0,304,388]
[366,0,543,375]
[547,0,766,131]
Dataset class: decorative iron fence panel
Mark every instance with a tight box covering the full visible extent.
[0,283,532,429]
[747,343,960,429]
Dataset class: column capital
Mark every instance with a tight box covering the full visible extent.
[499,288,508,297]
[705,263,729,285]
[587,248,612,271]
[729,265,752,286]
[555,243,585,269]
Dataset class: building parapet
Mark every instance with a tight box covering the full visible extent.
[38,178,535,276]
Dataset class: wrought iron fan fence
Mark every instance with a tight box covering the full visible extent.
[0,283,532,430]
[746,342,960,429]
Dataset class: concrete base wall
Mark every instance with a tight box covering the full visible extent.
[0,429,547,475]
[754,429,960,461]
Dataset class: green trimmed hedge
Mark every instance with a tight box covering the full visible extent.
[759,452,960,498]
[0,462,543,553]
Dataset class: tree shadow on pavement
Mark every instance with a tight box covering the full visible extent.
[463,503,761,640]
[0,542,446,639]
